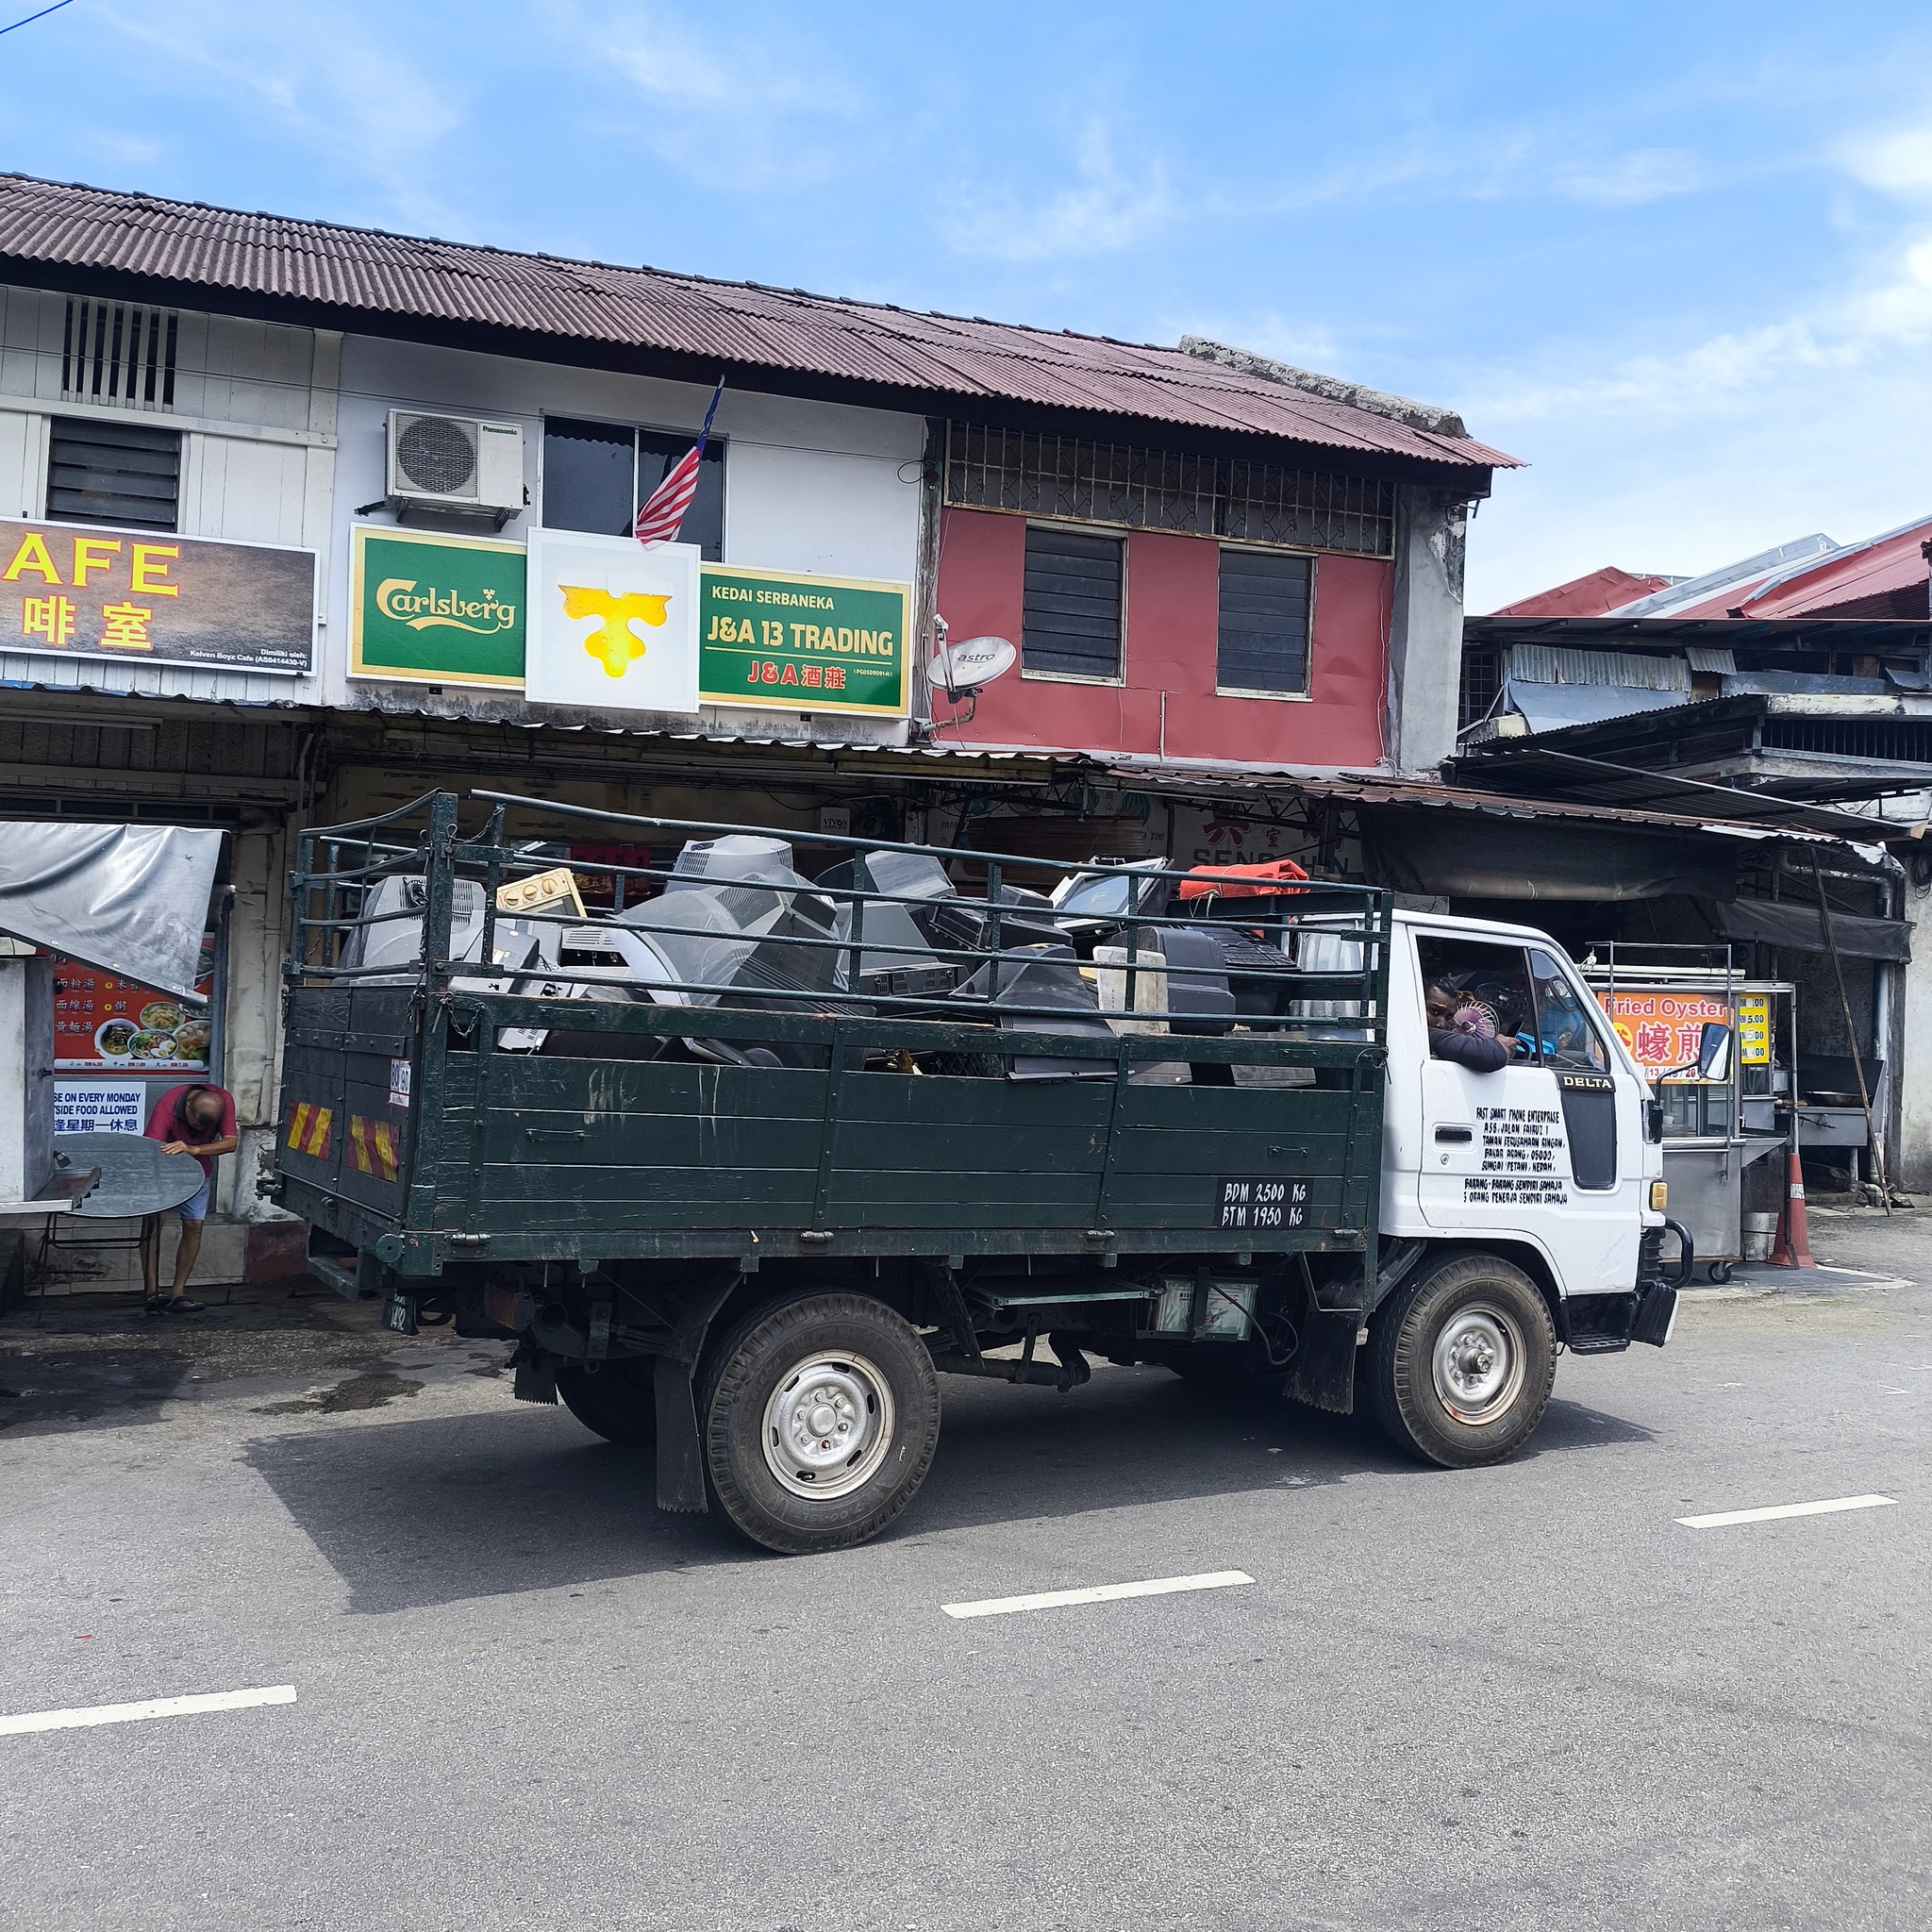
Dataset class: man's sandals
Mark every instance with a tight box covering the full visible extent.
[144,1295,204,1316]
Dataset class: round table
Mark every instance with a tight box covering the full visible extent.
[55,1133,207,1218]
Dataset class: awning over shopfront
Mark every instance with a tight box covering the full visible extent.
[0,823,223,999]
[1697,896,1912,961]
[1355,809,1739,902]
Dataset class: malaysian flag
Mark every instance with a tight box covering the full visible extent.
[634,376,725,547]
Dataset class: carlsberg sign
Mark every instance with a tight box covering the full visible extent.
[351,526,526,688]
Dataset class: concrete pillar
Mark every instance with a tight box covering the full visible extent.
[1896,925,1932,1191]
[1388,484,1469,777]
[220,823,291,1219]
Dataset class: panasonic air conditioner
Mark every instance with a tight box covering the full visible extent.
[385,410,525,526]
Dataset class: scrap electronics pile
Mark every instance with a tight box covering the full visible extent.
[338,830,1326,1072]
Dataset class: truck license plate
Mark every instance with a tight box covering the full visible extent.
[381,1291,417,1336]
[1217,1176,1307,1230]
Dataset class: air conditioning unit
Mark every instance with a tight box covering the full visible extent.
[385,410,525,526]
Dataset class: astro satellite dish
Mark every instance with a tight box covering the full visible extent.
[931,634,1017,697]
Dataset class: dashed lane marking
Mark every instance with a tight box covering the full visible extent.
[941,1571,1254,1619]
[0,1685,296,1737]
[1677,1494,1896,1530]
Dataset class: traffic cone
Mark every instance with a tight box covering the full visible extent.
[1768,1147,1813,1268]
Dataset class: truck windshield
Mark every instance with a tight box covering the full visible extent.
[1529,949,1610,1073]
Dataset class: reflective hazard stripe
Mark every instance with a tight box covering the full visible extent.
[286,1102,331,1158]
[347,1116,400,1182]
[348,1116,373,1174]
[372,1120,399,1183]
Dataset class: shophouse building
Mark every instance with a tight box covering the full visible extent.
[0,175,1512,1279]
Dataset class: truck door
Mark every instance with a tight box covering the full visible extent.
[1416,936,1572,1239]
[1526,945,1641,1290]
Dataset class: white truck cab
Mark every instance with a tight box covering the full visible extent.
[1371,908,1680,1362]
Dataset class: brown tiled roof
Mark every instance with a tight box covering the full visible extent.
[0,175,1515,475]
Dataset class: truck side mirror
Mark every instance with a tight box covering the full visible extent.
[1697,1022,1733,1083]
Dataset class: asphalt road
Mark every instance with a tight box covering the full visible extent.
[2,1214,1926,1932]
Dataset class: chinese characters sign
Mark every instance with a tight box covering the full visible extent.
[1598,990,1729,1080]
[1,519,315,675]
[53,937,215,1072]
[697,564,909,716]
[350,526,526,688]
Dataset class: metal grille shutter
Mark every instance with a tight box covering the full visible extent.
[46,416,181,531]
[1022,525,1122,678]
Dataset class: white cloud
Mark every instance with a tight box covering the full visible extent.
[1840,123,1932,196]
[945,121,1175,262]
[1461,122,1932,613]
[1548,145,1707,208]
[92,1,465,226]
[541,1,869,195]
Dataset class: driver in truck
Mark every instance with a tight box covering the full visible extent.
[1424,981,1524,1074]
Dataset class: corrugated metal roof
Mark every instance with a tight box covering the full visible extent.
[1104,765,1889,855]
[0,175,1517,475]
[1605,534,1837,619]
[1508,643,1690,690]
[1739,512,1932,620]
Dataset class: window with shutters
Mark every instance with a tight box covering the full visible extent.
[1216,546,1312,697]
[1022,525,1124,681]
[45,416,181,531]
[541,416,724,558]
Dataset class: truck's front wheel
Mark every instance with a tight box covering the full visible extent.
[1368,1256,1555,1468]
[702,1293,941,1555]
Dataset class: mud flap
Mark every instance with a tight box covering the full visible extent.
[1631,1283,1678,1347]
[654,1357,708,1512]
[652,1265,747,1514]
[1285,1307,1359,1414]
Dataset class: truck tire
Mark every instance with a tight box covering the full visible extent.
[556,1358,658,1447]
[701,1293,941,1556]
[1367,1255,1555,1468]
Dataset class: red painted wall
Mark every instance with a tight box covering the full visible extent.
[929,508,1391,767]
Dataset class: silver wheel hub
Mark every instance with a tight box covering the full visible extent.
[1431,1303,1525,1425]
[762,1352,895,1501]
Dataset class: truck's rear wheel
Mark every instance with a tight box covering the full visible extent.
[702,1293,941,1555]
[557,1357,658,1446]
[1368,1255,1555,1468]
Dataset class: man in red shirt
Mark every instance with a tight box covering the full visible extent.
[141,1082,238,1314]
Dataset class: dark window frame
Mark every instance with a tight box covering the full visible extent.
[1214,542,1315,700]
[1020,521,1126,685]
[539,411,726,559]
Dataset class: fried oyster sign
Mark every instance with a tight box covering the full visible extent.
[2,519,316,675]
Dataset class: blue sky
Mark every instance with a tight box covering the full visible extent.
[4,1,1930,608]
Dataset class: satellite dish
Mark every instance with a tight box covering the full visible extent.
[931,634,1016,694]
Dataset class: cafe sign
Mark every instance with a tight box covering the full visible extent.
[351,526,525,688]
[697,563,910,717]
[1,517,315,675]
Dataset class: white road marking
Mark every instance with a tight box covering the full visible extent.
[0,1685,295,1737]
[941,1571,1253,1619]
[1677,1494,1897,1529]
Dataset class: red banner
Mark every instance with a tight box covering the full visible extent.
[52,935,215,1073]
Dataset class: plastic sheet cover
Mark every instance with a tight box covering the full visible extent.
[0,823,222,999]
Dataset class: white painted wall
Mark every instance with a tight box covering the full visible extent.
[330,333,926,743]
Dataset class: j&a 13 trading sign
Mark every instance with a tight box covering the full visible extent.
[3,519,316,675]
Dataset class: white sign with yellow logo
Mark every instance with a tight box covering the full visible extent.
[524,529,699,713]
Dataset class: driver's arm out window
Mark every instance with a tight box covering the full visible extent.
[1415,937,1537,1055]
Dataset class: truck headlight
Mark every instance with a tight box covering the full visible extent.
[1649,1181,1668,1212]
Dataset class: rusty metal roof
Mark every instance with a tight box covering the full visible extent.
[0,174,1516,476]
